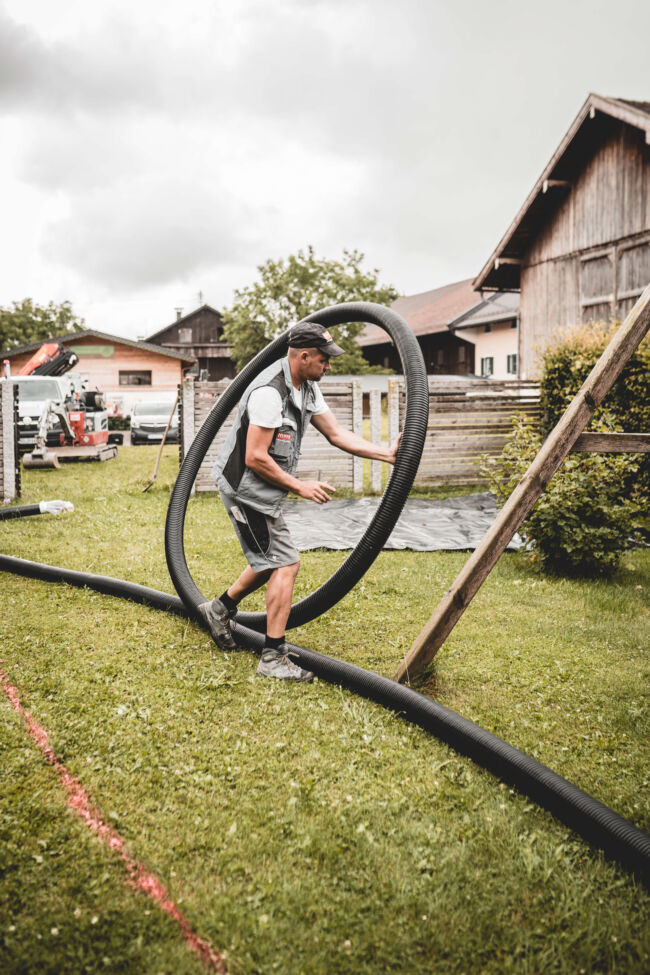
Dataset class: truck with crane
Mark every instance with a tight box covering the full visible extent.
[3,342,117,468]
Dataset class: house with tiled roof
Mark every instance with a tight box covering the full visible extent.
[2,329,196,416]
[146,304,235,382]
[448,291,520,379]
[358,279,482,375]
[358,279,521,378]
[474,93,650,378]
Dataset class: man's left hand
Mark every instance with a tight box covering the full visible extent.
[387,432,402,464]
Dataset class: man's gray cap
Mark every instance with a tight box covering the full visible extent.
[288,321,345,356]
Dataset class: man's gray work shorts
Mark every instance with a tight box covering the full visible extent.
[220,491,299,572]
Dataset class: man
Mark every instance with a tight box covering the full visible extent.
[199,320,400,682]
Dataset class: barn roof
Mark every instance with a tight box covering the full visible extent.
[146,303,223,344]
[2,329,196,365]
[474,93,650,292]
[357,279,481,347]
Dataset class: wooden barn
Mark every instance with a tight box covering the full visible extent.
[146,304,235,382]
[474,94,650,378]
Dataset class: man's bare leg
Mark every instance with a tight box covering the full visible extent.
[227,565,272,603]
[264,562,300,638]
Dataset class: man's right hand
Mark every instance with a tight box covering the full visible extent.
[297,480,336,504]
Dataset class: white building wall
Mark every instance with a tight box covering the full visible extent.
[460,322,519,378]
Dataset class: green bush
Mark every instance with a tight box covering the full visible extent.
[540,322,650,498]
[481,414,641,578]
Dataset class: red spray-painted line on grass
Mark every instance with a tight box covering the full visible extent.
[1,665,227,975]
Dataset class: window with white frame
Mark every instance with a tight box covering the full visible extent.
[119,370,151,386]
[480,356,493,377]
[507,353,518,375]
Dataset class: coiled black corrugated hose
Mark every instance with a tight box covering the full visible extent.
[1,301,648,887]
[165,302,430,630]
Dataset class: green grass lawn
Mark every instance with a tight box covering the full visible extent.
[1,446,648,974]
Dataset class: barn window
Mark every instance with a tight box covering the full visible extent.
[481,357,493,377]
[616,240,650,318]
[436,349,445,366]
[484,324,492,333]
[581,251,614,323]
[178,327,192,343]
[507,353,518,375]
[458,345,466,363]
[582,302,612,325]
[119,370,152,386]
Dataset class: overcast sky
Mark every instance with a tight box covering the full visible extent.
[1,0,649,341]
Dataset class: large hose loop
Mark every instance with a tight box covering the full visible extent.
[164,302,428,631]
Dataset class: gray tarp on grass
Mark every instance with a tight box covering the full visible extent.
[282,493,523,552]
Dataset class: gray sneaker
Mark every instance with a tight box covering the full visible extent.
[257,646,314,682]
[197,597,237,651]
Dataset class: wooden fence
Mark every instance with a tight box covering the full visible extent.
[180,376,541,492]
[180,377,364,492]
[0,381,20,501]
[392,379,541,486]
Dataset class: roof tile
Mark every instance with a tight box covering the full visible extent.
[358,279,480,346]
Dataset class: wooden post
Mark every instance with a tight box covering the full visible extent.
[180,376,195,495]
[352,380,363,493]
[387,377,402,448]
[394,284,650,684]
[370,388,382,492]
[1,380,17,502]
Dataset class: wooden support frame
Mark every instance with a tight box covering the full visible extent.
[394,284,650,684]
[572,432,650,452]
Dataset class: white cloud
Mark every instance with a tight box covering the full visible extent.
[41,173,250,288]
[0,0,649,339]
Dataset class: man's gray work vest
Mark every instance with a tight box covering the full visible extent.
[212,357,320,517]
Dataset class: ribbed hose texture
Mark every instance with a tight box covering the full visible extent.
[1,553,649,886]
[164,302,429,627]
[0,504,42,520]
[0,553,189,618]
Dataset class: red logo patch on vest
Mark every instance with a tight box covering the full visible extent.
[277,432,293,442]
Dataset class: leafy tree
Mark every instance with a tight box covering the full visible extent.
[0,299,85,353]
[222,247,399,373]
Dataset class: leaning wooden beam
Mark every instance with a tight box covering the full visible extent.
[394,283,650,684]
